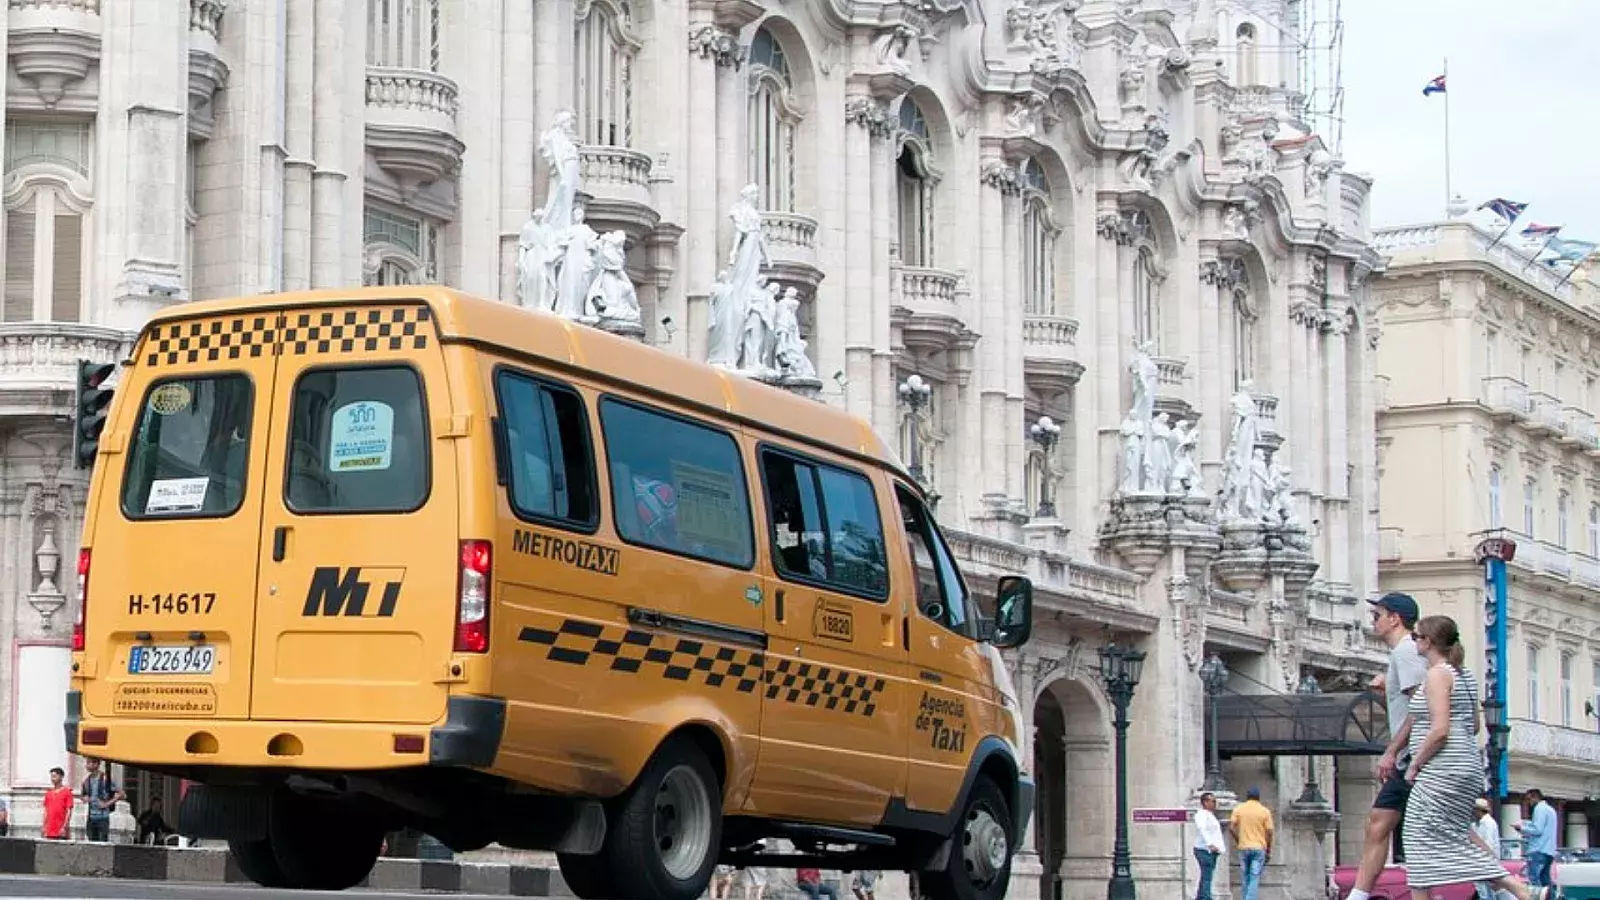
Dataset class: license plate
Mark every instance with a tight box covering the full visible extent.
[128,645,216,676]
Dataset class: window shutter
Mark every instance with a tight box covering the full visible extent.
[52,210,82,322]
[3,207,35,322]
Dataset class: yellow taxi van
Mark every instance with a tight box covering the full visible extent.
[65,286,1036,900]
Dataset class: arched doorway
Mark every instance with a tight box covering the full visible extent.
[1033,676,1112,900]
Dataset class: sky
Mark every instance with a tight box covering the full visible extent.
[1334,0,1598,239]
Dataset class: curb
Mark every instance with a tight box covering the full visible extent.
[0,837,571,895]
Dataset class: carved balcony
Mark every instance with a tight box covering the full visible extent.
[1571,408,1600,456]
[1510,718,1600,771]
[187,0,229,139]
[1524,390,1565,439]
[364,67,465,197]
[1022,314,1083,396]
[1247,391,1284,451]
[576,145,658,241]
[891,265,968,351]
[0,323,128,417]
[1481,376,1532,422]
[8,0,102,111]
[760,211,822,294]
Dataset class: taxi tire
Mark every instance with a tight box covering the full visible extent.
[228,837,290,889]
[603,739,723,900]
[268,790,385,891]
[919,777,1013,900]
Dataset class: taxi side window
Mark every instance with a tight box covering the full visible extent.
[760,449,889,600]
[599,398,754,569]
[285,365,429,513]
[121,375,254,520]
[895,484,974,637]
[494,370,597,529]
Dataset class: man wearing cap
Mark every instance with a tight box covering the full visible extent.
[1472,798,1502,899]
[1345,592,1430,900]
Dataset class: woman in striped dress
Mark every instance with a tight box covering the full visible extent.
[1403,615,1550,900]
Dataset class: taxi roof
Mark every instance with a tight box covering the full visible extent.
[142,285,914,485]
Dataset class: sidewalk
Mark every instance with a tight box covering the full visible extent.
[0,836,571,895]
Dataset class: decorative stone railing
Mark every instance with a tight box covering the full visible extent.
[365,68,459,123]
[1481,376,1532,418]
[942,528,1140,611]
[578,145,652,191]
[1373,220,1575,298]
[1207,588,1253,626]
[1574,552,1600,590]
[0,324,129,407]
[1154,356,1185,388]
[896,266,959,308]
[1509,718,1600,767]
[760,211,817,253]
[9,0,98,11]
[1023,315,1078,348]
[1371,225,1438,254]
[1251,392,1280,430]
[1566,408,1600,452]
[1528,390,1566,434]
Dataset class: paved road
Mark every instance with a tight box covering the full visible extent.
[0,874,515,899]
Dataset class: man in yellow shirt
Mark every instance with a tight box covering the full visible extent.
[1229,786,1274,900]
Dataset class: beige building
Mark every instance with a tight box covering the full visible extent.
[1375,209,1600,850]
[0,0,1388,895]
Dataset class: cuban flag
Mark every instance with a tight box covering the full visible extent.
[1422,75,1446,96]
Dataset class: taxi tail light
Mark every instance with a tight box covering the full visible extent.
[455,540,491,653]
[73,549,90,652]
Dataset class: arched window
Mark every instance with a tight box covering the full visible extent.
[1134,248,1161,348]
[1235,22,1258,86]
[3,120,92,323]
[1488,465,1503,529]
[1559,490,1571,547]
[574,0,640,148]
[362,206,436,286]
[1525,477,1538,537]
[747,28,799,212]
[1018,158,1057,316]
[895,98,936,268]
[368,0,441,71]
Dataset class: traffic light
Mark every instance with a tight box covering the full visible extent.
[74,359,116,470]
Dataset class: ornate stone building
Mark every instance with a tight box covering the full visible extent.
[0,0,1387,895]
[1374,209,1600,851]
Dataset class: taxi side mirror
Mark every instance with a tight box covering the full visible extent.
[991,576,1033,649]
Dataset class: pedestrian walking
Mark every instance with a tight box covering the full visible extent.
[1192,792,1226,900]
[1344,592,1430,900]
[80,758,123,842]
[1513,789,1558,887]
[1228,786,1273,900]
[1401,615,1547,900]
[1473,798,1502,900]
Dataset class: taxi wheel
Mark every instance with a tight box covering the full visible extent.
[605,738,723,900]
[919,777,1013,900]
[268,790,385,891]
[227,837,289,888]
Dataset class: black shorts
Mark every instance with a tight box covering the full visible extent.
[1373,768,1411,811]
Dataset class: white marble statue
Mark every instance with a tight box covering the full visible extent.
[1143,412,1173,494]
[1218,383,1261,519]
[539,110,582,233]
[515,206,557,311]
[553,206,599,320]
[741,282,781,376]
[1167,419,1204,497]
[587,230,640,323]
[1118,414,1145,495]
[1129,339,1158,423]
[1265,453,1298,526]
[707,269,744,368]
[1244,447,1270,519]
[727,184,771,304]
[772,287,816,380]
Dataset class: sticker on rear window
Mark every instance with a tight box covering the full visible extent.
[330,401,395,472]
[146,477,209,513]
[148,383,193,415]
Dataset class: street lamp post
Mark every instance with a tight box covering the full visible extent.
[1296,672,1327,804]
[898,374,933,484]
[1030,416,1063,517]
[1199,653,1228,792]
[1099,642,1147,900]
[1484,698,1508,804]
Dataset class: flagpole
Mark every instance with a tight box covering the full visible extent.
[1553,261,1580,291]
[1522,233,1560,273]
[1486,220,1513,252]
[1443,56,1452,211]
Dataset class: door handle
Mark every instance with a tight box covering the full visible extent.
[774,589,785,623]
[272,526,289,562]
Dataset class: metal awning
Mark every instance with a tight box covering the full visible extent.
[1209,691,1389,758]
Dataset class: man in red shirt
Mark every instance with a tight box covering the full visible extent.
[42,767,73,840]
[796,868,839,900]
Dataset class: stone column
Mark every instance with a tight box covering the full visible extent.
[1197,255,1225,469]
[530,1,574,203]
[96,0,190,327]
[1278,800,1340,900]
[868,92,897,444]
[282,0,315,292]
[1323,307,1351,584]
[841,89,883,424]
[977,155,1011,504]
[1001,174,1026,503]
[683,17,725,362]
[712,28,748,291]
[499,0,536,301]
[1094,203,1124,505]
[453,0,506,297]
[308,0,348,288]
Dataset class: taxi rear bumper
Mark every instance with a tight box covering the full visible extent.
[64,690,506,770]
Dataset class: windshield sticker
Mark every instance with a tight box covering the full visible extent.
[146,477,209,513]
[329,401,394,472]
[148,383,192,415]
